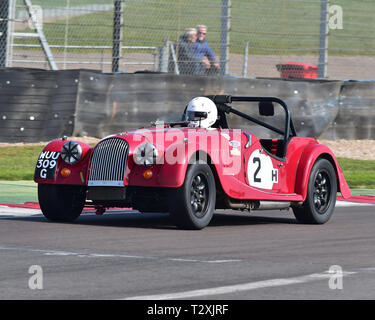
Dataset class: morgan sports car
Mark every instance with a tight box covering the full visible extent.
[34,95,352,229]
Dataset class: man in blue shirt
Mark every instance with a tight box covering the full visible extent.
[194,25,220,75]
[177,28,201,75]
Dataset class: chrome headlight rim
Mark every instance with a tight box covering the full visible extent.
[134,143,159,166]
[61,141,83,165]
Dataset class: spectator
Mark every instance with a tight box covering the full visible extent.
[177,28,201,75]
[195,25,220,75]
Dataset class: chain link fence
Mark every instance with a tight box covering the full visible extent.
[1,0,374,79]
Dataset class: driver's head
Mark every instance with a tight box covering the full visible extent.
[186,97,218,128]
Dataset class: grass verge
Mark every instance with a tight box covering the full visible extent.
[336,158,375,189]
[0,145,43,181]
[0,181,37,204]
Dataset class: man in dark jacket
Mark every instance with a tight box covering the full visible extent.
[177,28,201,75]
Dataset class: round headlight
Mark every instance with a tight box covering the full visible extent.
[134,143,158,166]
[61,141,83,165]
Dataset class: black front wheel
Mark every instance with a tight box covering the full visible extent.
[38,184,86,222]
[293,159,337,224]
[169,163,216,230]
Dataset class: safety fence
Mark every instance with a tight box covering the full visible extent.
[0,0,374,79]
[0,68,374,143]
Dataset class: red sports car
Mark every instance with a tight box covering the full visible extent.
[34,95,352,229]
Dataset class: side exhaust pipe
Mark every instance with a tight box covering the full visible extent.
[225,198,291,211]
[256,201,291,211]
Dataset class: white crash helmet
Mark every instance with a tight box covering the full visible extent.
[186,97,218,128]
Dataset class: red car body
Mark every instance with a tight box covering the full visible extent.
[34,95,352,229]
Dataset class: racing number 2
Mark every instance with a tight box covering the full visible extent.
[253,157,261,182]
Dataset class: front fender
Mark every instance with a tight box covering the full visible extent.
[156,142,196,187]
[295,143,352,200]
[34,139,92,185]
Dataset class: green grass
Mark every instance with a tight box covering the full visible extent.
[0,145,43,181]
[0,181,37,204]
[15,0,375,56]
[337,158,375,189]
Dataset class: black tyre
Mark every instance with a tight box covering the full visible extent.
[38,184,86,222]
[169,163,216,230]
[293,159,337,224]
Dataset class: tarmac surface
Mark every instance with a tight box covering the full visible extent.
[0,203,374,300]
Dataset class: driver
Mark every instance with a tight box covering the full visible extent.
[185,97,218,128]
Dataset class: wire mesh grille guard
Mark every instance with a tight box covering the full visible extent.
[88,138,128,186]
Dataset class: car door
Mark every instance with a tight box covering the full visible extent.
[242,135,287,193]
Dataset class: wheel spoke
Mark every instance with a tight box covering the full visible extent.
[197,182,205,191]
[193,176,201,186]
[197,192,205,199]
[192,202,198,212]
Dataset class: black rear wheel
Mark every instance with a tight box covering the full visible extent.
[38,184,86,222]
[169,163,216,230]
[293,159,337,224]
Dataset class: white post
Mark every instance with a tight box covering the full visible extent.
[242,41,249,78]
[318,0,329,78]
[63,0,70,70]
[6,0,15,67]
[220,0,231,76]
[24,0,58,70]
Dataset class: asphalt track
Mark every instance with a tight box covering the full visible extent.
[0,202,374,300]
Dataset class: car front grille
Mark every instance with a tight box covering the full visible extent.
[88,138,129,186]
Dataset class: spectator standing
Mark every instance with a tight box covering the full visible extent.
[177,28,201,75]
[195,25,220,75]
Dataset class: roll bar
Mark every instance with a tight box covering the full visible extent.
[206,95,297,156]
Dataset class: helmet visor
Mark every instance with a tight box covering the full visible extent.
[186,111,208,121]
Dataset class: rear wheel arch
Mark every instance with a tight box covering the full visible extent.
[295,144,340,199]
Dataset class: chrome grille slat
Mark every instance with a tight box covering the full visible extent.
[112,139,121,180]
[88,138,129,186]
[118,141,127,179]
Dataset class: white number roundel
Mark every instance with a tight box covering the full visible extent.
[247,149,278,190]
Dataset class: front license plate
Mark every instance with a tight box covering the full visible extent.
[35,151,60,179]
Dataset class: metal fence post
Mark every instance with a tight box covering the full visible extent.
[159,40,169,73]
[0,0,9,67]
[112,0,123,73]
[6,0,15,67]
[242,41,249,78]
[318,0,329,78]
[220,0,231,76]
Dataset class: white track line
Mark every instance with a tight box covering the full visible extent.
[123,270,357,300]
[0,246,241,264]
[335,201,374,207]
[0,206,42,217]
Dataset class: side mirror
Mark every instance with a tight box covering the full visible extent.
[259,101,274,116]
